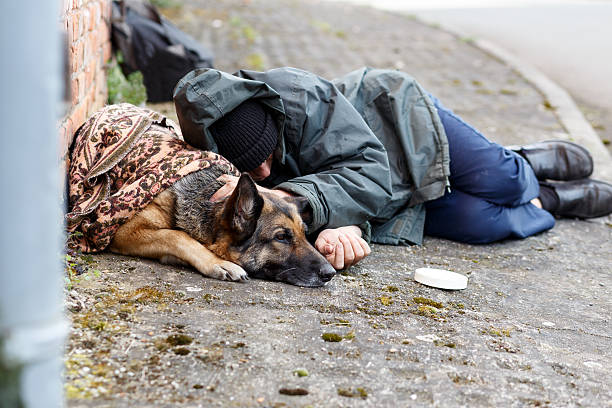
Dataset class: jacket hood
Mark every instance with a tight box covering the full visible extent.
[173,68,287,161]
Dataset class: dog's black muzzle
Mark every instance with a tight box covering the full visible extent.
[318,263,336,283]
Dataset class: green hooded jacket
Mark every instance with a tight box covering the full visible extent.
[173,67,450,245]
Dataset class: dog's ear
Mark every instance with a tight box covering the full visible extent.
[284,195,312,226]
[225,174,264,241]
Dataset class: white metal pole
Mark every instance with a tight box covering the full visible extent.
[0,0,66,407]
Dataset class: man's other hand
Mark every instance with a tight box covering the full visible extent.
[210,174,292,202]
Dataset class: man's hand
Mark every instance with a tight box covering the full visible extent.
[210,174,292,202]
[314,225,371,270]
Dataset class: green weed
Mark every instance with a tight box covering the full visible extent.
[107,55,147,106]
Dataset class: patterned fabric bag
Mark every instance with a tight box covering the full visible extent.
[65,103,238,252]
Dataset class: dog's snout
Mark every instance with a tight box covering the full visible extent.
[318,264,336,282]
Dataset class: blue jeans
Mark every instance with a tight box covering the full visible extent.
[424,96,555,244]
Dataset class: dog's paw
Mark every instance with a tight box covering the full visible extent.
[212,261,249,282]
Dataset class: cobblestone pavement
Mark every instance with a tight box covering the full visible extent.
[65,1,612,407]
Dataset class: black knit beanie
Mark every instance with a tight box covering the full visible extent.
[208,99,278,172]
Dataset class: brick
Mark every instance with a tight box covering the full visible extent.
[85,59,96,92]
[98,20,110,45]
[95,71,108,104]
[77,41,85,68]
[86,6,94,31]
[89,2,99,30]
[82,34,92,64]
[91,37,99,61]
[74,72,83,104]
[93,26,103,48]
[90,92,100,116]
[70,41,84,74]
[71,13,80,40]
[65,15,74,45]
[66,29,73,50]
[92,1,101,25]
[70,55,77,76]
[78,40,85,66]
[57,122,68,154]
[58,117,74,158]
[80,71,90,102]
[71,101,89,130]
[88,30,98,59]
[81,41,88,69]
[70,76,79,105]
[69,49,77,76]
[93,57,103,78]
[95,64,106,85]
[91,94,104,114]
[97,26,109,51]
[102,41,112,63]
[83,87,96,117]
[100,0,111,21]
[81,8,90,33]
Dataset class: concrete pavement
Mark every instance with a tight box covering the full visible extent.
[64,0,612,406]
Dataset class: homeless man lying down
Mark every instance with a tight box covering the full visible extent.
[170,66,612,270]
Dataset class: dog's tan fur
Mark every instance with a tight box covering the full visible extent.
[110,190,247,281]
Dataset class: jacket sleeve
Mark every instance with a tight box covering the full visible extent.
[259,69,393,232]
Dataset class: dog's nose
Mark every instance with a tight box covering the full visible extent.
[318,264,336,282]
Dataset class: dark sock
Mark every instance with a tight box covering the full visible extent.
[513,148,527,159]
[538,184,559,213]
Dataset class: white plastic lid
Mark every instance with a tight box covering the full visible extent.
[414,267,468,290]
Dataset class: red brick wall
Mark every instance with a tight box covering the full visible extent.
[59,0,112,167]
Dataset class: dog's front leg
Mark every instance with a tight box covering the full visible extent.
[110,228,249,282]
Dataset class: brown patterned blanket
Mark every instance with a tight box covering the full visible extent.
[65,103,239,252]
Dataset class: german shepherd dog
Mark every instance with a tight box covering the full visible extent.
[110,168,336,287]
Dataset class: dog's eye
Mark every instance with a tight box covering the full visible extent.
[274,231,292,243]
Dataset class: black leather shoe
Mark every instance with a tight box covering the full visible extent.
[541,179,612,219]
[509,140,593,181]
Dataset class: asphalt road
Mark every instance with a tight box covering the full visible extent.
[415,2,612,113]
[334,0,612,151]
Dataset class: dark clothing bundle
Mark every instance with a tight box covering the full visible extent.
[111,0,214,102]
